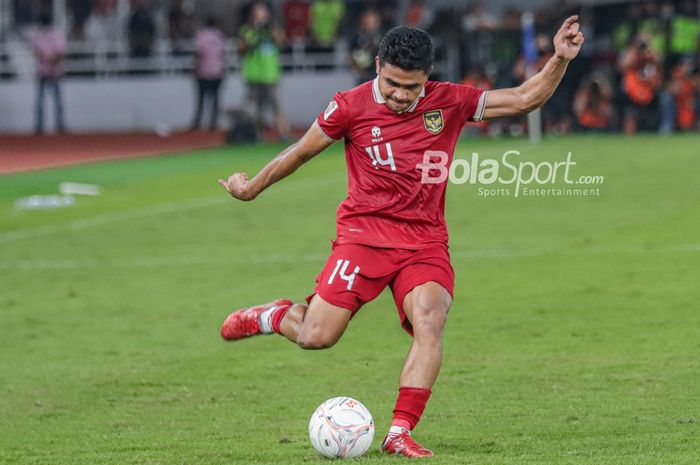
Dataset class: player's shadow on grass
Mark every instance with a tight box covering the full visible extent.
[348,442,499,462]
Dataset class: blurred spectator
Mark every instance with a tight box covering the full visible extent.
[638,2,666,56]
[128,0,156,58]
[168,0,196,55]
[311,0,345,48]
[513,34,553,82]
[613,3,643,53]
[349,9,382,84]
[67,0,93,40]
[534,7,557,36]
[85,0,120,42]
[282,0,310,45]
[404,0,434,30]
[489,6,520,85]
[574,73,614,131]
[669,60,697,131]
[461,69,493,90]
[191,16,225,131]
[618,33,662,134]
[462,2,499,71]
[32,12,66,134]
[368,0,398,29]
[239,2,290,140]
[12,0,42,28]
[462,1,498,32]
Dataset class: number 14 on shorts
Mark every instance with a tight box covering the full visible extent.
[328,260,361,290]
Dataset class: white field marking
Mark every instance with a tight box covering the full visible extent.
[0,196,226,245]
[0,175,345,245]
[0,244,697,271]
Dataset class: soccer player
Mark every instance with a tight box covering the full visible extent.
[219,17,584,458]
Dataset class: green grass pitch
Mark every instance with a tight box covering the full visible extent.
[1,134,698,464]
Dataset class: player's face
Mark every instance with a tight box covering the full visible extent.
[375,59,429,113]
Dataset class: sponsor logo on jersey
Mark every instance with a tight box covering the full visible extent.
[423,110,444,134]
[371,126,383,143]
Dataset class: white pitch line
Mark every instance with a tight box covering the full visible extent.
[0,175,345,245]
[0,195,226,245]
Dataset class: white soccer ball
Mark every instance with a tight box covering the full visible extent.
[308,397,374,459]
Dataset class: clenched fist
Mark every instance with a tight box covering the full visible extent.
[218,172,256,201]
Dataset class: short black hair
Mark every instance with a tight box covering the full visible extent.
[378,27,434,75]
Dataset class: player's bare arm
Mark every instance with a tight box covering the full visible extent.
[218,124,332,201]
[482,15,585,120]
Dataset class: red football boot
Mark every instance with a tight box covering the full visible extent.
[381,430,434,458]
[220,299,293,340]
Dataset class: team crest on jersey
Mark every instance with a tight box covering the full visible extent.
[323,100,338,121]
[423,110,444,134]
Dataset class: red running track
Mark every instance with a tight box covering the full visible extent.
[0,131,227,175]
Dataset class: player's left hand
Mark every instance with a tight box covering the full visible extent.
[553,15,585,61]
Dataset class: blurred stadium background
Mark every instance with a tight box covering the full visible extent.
[1,2,699,465]
[0,0,699,143]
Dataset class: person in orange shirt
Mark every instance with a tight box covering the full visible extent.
[573,73,614,131]
[618,33,661,134]
[670,61,696,130]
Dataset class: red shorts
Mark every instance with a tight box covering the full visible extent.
[306,242,454,335]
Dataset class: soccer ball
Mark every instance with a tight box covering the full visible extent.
[308,397,374,459]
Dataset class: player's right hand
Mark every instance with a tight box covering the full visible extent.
[218,172,256,201]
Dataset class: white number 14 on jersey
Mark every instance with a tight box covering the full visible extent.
[365,143,396,171]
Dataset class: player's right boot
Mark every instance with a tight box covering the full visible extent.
[220,299,293,341]
[381,429,434,458]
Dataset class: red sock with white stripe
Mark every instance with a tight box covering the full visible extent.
[259,303,292,334]
[389,386,432,435]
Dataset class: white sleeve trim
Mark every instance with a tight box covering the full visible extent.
[313,120,338,143]
[471,90,489,122]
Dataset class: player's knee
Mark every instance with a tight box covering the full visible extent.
[412,309,446,337]
[410,296,450,337]
[296,328,339,350]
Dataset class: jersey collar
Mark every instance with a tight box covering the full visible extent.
[372,77,425,113]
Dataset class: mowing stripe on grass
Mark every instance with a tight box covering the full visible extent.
[1,244,697,271]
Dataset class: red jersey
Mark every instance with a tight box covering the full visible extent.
[315,78,487,250]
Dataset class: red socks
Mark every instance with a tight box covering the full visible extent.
[391,386,432,431]
[270,304,292,334]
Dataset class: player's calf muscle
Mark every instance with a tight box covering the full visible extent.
[278,304,307,342]
[279,304,342,349]
[296,323,341,349]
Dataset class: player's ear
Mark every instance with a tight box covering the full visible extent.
[375,56,381,75]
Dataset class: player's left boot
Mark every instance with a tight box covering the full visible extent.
[380,429,434,458]
[220,299,293,340]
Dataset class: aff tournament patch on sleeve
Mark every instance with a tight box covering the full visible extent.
[323,100,339,121]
